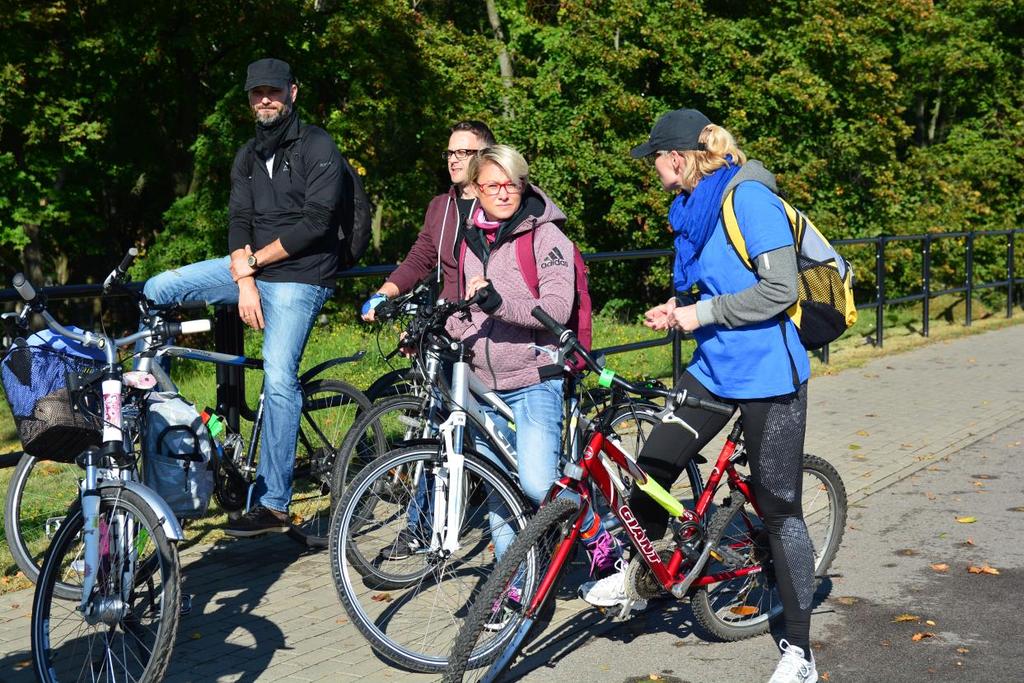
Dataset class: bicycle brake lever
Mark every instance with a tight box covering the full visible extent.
[529,343,560,365]
[660,411,699,439]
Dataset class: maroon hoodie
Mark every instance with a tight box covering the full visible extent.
[387,186,466,301]
[447,186,575,391]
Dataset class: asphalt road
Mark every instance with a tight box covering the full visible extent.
[500,420,1024,683]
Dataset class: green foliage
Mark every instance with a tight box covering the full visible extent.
[1,0,1021,313]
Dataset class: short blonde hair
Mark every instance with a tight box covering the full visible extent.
[466,145,529,187]
[675,124,747,189]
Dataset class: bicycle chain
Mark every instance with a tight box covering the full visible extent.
[624,549,675,600]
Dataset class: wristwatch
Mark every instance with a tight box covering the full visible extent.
[247,253,259,269]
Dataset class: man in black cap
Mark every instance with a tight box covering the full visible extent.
[142,57,347,536]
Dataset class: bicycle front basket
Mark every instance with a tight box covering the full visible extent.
[1,342,103,461]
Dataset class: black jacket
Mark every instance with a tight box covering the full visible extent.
[228,118,343,287]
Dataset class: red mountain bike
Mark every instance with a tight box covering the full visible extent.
[444,307,847,683]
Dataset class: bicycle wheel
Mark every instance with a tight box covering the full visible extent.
[364,366,419,403]
[3,454,81,599]
[32,487,181,683]
[444,496,582,683]
[330,445,532,673]
[290,379,373,548]
[330,393,434,501]
[690,453,847,641]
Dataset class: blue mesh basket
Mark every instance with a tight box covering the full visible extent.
[1,336,103,461]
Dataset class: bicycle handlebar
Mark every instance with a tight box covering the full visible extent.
[102,247,138,293]
[530,306,733,416]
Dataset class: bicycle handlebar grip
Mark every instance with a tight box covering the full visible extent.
[116,247,138,274]
[12,273,38,304]
[179,319,212,335]
[697,397,733,416]
[531,306,569,339]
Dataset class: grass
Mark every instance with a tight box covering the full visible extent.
[1,294,1021,593]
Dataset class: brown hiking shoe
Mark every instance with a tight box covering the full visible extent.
[224,505,291,537]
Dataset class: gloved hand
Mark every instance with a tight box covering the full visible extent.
[361,293,389,321]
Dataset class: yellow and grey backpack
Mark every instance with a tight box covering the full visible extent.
[721,185,857,350]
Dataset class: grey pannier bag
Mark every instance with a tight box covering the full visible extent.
[143,391,215,518]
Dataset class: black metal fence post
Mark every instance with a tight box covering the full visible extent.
[1008,233,1015,318]
[876,238,885,348]
[213,305,245,432]
[965,233,974,326]
[923,235,931,337]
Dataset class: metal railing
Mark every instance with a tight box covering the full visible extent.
[1,228,1021,458]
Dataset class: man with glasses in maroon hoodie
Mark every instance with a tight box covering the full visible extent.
[360,120,496,319]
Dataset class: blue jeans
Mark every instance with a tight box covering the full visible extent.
[473,377,595,560]
[142,256,333,512]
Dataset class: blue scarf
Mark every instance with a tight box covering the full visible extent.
[669,160,742,293]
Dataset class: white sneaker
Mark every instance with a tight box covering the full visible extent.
[577,560,647,613]
[767,639,817,683]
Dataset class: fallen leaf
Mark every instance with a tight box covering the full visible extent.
[856,430,870,437]
[335,618,348,624]
[955,516,977,524]
[930,563,949,572]
[191,632,202,640]
[926,620,936,626]
[893,613,919,623]
[897,549,918,557]
[649,675,663,681]
[911,632,935,641]
[10,603,18,609]
[15,660,30,670]
[1009,506,1024,513]
[730,605,759,616]
[973,481,984,487]
[965,538,976,546]
[821,673,831,682]
[372,592,394,602]
[967,564,1000,575]
[957,647,970,654]
[848,444,862,451]
[901,442,914,448]
[925,492,936,501]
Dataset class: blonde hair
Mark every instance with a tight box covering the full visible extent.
[466,145,529,187]
[675,124,747,189]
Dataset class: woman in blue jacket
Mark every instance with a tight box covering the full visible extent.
[580,109,818,683]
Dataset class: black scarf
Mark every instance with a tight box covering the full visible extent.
[253,108,298,160]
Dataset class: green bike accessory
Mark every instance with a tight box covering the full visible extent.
[598,368,616,388]
[636,476,687,517]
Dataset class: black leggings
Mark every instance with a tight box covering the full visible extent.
[628,372,815,654]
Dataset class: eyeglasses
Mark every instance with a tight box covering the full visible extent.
[476,181,522,197]
[442,149,480,161]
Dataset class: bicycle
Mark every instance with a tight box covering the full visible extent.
[5,262,205,683]
[444,307,847,683]
[327,293,704,673]
[3,250,371,599]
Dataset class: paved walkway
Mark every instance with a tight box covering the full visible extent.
[1,325,1022,682]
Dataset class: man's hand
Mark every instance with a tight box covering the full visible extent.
[466,276,489,299]
[238,280,264,329]
[643,297,678,331]
[361,293,389,322]
[231,245,258,282]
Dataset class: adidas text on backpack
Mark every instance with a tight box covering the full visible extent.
[721,186,857,350]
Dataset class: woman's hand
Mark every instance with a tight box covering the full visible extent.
[238,281,264,330]
[466,276,490,299]
[670,304,701,332]
[643,297,678,331]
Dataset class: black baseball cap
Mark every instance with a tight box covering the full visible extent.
[630,108,712,158]
[244,58,294,91]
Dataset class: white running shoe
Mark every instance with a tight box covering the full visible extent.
[767,639,817,683]
[577,559,647,613]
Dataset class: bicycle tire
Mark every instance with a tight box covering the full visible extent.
[444,496,582,683]
[329,394,432,504]
[690,453,847,641]
[3,454,80,599]
[289,379,373,548]
[31,487,181,683]
[330,444,532,673]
